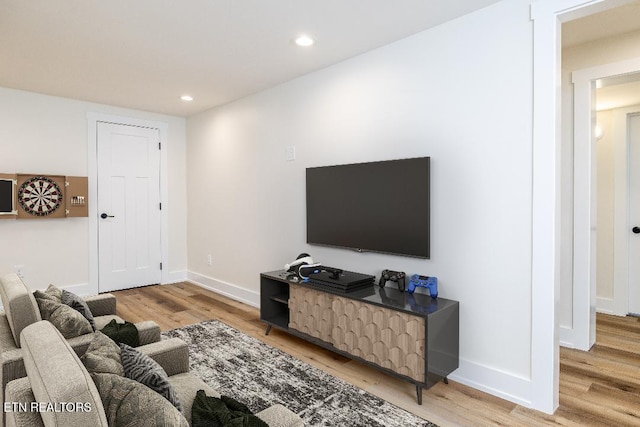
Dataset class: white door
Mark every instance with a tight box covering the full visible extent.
[628,113,640,315]
[97,122,162,292]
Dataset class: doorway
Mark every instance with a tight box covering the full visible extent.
[531,0,640,414]
[96,122,162,292]
[595,81,640,316]
[569,60,640,350]
[87,113,169,293]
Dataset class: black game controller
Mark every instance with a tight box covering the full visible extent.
[379,269,406,291]
[322,266,343,280]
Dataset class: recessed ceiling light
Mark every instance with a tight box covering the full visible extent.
[294,35,314,47]
[180,95,193,101]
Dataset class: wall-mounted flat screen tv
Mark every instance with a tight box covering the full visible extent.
[0,179,15,214]
[306,157,430,258]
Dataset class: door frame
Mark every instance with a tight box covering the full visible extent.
[571,58,640,330]
[87,113,169,293]
[530,0,637,414]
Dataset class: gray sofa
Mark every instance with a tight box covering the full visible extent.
[0,273,161,425]
[5,321,303,427]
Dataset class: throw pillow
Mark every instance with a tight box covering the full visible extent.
[33,295,93,339]
[33,285,62,303]
[81,331,124,376]
[42,284,63,302]
[100,319,140,347]
[91,373,188,427]
[119,342,182,412]
[61,289,96,331]
[191,390,268,427]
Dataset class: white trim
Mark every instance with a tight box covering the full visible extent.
[572,63,640,327]
[531,2,562,414]
[0,281,95,311]
[187,268,536,407]
[164,270,189,285]
[531,0,636,21]
[87,113,170,292]
[187,271,260,308]
[529,0,638,414]
[565,71,597,351]
[596,296,615,315]
[559,326,576,348]
[62,282,95,298]
[449,360,532,408]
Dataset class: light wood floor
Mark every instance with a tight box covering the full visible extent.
[112,282,640,426]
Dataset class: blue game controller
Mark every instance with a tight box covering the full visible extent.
[407,274,438,298]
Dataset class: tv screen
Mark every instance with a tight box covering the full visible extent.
[306,157,430,258]
[0,180,14,213]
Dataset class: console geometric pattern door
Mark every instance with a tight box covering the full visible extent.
[289,286,334,343]
[289,284,426,382]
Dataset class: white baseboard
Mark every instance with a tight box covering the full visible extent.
[187,271,260,308]
[64,282,95,297]
[559,325,575,348]
[449,359,532,409]
[163,270,188,285]
[60,273,190,297]
[2,271,537,412]
[559,324,594,350]
[185,270,535,409]
[596,296,614,315]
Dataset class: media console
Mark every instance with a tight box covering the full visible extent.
[260,270,459,404]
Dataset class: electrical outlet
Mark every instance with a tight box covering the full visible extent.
[14,265,24,278]
[285,146,296,161]
[207,254,212,266]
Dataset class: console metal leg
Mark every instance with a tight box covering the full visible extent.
[416,385,423,405]
[443,377,449,385]
[265,325,272,336]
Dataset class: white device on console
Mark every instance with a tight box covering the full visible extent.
[284,253,314,271]
[284,253,321,279]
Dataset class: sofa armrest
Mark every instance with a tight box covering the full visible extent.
[136,320,161,345]
[65,320,161,359]
[5,377,44,427]
[136,338,189,377]
[256,404,303,427]
[1,347,27,422]
[84,294,116,316]
[0,273,41,348]
[20,321,107,427]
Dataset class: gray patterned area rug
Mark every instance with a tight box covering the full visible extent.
[163,320,437,427]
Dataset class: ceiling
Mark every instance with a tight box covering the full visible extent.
[562,1,640,48]
[0,0,503,117]
[3,1,640,117]
[597,73,640,111]
[563,1,640,110]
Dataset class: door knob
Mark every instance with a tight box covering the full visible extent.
[633,226,640,234]
[100,213,115,219]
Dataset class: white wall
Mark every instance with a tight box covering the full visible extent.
[188,0,536,406]
[596,109,615,300]
[0,87,187,293]
[561,30,640,324]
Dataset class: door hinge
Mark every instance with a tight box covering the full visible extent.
[159,202,162,210]
[160,262,163,271]
[158,142,161,150]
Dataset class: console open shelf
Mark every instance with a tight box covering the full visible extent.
[259,270,459,405]
[270,294,289,305]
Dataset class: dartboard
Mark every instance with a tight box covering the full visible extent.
[18,176,63,216]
